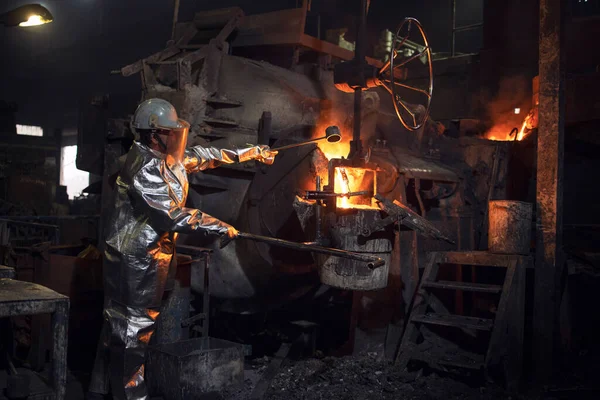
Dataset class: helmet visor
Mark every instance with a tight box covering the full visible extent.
[161,119,190,165]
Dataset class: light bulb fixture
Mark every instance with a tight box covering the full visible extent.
[0,4,53,28]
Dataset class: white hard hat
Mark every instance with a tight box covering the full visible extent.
[131,98,187,131]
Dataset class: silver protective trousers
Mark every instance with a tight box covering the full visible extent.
[89,300,159,400]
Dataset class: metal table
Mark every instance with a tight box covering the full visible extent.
[0,279,69,400]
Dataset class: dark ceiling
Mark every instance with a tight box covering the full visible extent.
[0,0,483,133]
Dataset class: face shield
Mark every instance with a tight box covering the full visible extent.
[155,119,190,165]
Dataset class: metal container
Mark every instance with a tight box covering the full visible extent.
[318,210,392,290]
[488,200,532,255]
[147,337,245,400]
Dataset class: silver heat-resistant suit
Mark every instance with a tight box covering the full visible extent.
[89,98,276,399]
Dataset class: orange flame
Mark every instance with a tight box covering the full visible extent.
[336,167,352,209]
[319,137,350,161]
[485,109,534,141]
[334,167,377,210]
[311,108,377,210]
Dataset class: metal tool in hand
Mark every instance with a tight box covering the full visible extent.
[271,125,342,152]
[220,231,385,269]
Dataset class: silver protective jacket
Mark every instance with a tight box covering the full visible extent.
[103,141,268,308]
[91,141,271,399]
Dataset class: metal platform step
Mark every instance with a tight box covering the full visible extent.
[412,313,494,331]
[436,251,522,267]
[422,280,503,294]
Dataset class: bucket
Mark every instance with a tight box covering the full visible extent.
[488,200,532,255]
[147,337,245,399]
[317,210,392,291]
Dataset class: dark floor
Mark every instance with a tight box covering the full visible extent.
[7,353,600,400]
[4,322,600,400]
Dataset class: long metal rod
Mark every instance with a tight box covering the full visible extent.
[0,215,99,221]
[271,135,328,151]
[236,232,385,269]
[350,0,369,157]
[356,0,368,62]
[352,87,363,155]
[304,190,371,200]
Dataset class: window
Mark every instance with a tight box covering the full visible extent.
[16,124,43,137]
[60,145,89,200]
[451,0,484,56]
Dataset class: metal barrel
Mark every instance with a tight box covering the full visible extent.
[488,200,533,255]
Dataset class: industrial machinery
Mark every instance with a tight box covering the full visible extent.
[83,1,508,320]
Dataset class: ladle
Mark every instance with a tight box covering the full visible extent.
[271,125,341,152]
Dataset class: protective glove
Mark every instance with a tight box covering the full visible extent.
[255,145,278,165]
[220,223,239,249]
[238,145,278,165]
[225,224,239,239]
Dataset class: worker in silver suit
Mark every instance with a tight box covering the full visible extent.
[88,98,277,400]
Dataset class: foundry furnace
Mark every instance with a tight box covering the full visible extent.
[2,0,600,399]
[85,0,519,397]
[99,2,481,310]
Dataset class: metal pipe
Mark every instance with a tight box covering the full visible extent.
[355,0,368,62]
[349,0,369,157]
[352,87,363,155]
[225,232,385,269]
[171,0,181,41]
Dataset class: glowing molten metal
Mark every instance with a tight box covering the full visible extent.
[333,167,377,210]
[485,109,536,141]
[312,116,377,210]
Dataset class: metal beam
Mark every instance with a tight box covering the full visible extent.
[533,0,566,383]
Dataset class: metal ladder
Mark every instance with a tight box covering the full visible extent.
[395,251,529,390]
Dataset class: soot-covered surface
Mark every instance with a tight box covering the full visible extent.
[220,353,511,400]
[265,355,507,400]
